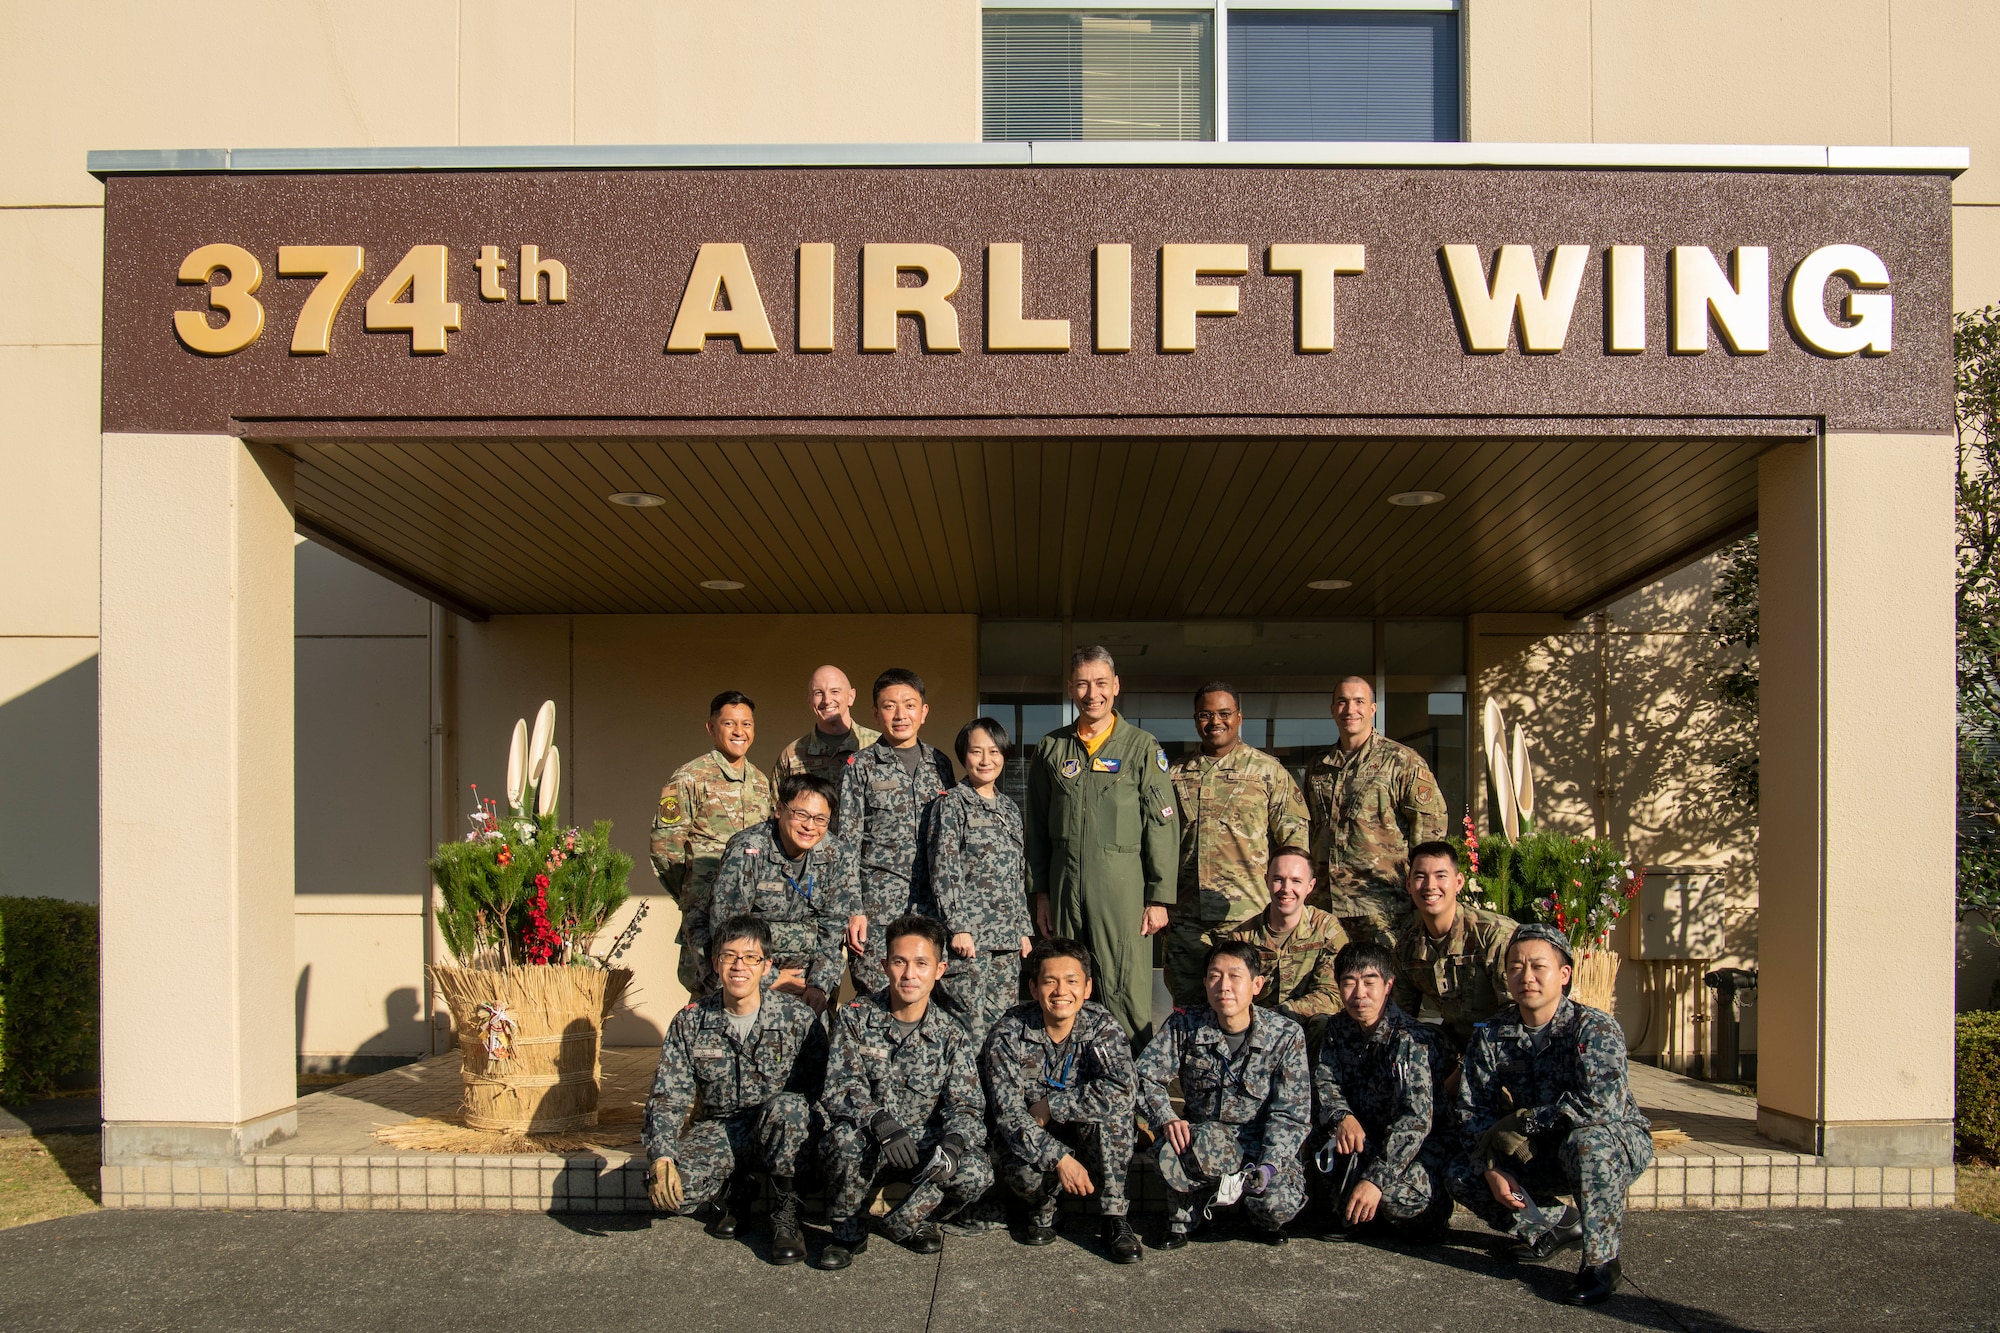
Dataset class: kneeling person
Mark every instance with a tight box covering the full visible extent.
[816,914,993,1268]
[1137,940,1311,1247]
[983,938,1142,1263]
[1449,924,1653,1307]
[1312,940,1454,1242]
[643,916,823,1265]
[706,772,851,1013]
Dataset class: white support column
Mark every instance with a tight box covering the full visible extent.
[100,433,298,1166]
[1756,432,1957,1165]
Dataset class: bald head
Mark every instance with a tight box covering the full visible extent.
[808,665,858,733]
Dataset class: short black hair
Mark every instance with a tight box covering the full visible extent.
[1203,939,1263,977]
[1193,680,1240,710]
[1333,940,1396,982]
[709,690,756,717]
[778,772,837,810]
[1029,936,1094,984]
[1408,840,1459,872]
[873,668,927,702]
[884,913,948,957]
[710,914,772,958]
[955,716,1013,765]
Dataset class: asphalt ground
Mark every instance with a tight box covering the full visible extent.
[0,1205,1993,1333]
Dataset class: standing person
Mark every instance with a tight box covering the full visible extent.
[1136,940,1311,1249]
[982,938,1142,1263]
[771,665,881,828]
[1163,681,1311,1008]
[1392,841,1517,1056]
[1449,924,1653,1307]
[1024,646,1180,1046]
[1304,676,1448,944]
[1228,846,1348,1053]
[651,690,777,996]
[816,915,992,1269]
[1312,940,1455,1244]
[836,668,955,991]
[706,773,851,1015]
[927,717,1034,1046]
[643,916,823,1266]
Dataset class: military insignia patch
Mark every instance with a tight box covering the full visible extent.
[1161,805,1174,818]
[1156,749,1169,772]
[659,791,684,824]
[1061,757,1082,778]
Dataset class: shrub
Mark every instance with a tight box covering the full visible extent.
[0,898,99,1104]
[1963,1011,2000,1165]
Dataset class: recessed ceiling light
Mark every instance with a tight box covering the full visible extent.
[608,491,666,507]
[1387,490,1446,507]
[699,578,745,591]
[1306,578,1352,591]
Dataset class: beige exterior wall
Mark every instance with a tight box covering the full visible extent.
[452,613,979,1045]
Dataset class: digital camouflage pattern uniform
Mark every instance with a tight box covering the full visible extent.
[1304,733,1447,940]
[1449,998,1653,1265]
[1025,718,1180,1044]
[651,750,777,996]
[1164,744,1310,1007]
[981,1000,1138,1221]
[926,782,1034,1047]
[706,819,855,1001]
[1136,1006,1312,1234]
[1313,1001,1455,1223]
[771,722,881,832]
[835,740,955,989]
[817,989,993,1242]
[1392,903,1518,1053]
[1228,905,1350,1053]
[642,989,826,1213]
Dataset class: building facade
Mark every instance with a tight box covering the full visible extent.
[1,1,1992,1176]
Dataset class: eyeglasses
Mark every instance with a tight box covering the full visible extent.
[716,949,767,966]
[783,808,830,828]
[1194,710,1238,724]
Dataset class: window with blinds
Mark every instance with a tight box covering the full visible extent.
[1228,10,1460,142]
[983,11,1215,142]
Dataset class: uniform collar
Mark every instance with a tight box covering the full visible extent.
[1409,907,1468,959]
[707,749,749,782]
[868,738,932,764]
[1193,1006,1276,1051]
[805,724,867,756]
[698,990,778,1034]
[864,988,948,1041]
[1320,731,1383,769]
[1020,1001,1106,1047]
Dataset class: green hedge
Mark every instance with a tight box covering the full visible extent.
[1962,1011,2000,1164]
[0,898,98,1104]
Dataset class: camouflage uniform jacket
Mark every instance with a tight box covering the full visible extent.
[1304,733,1448,913]
[926,782,1032,952]
[836,740,956,924]
[1228,905,1350,1021]
[1391,904,1518,1051]
[1135,1006,1311,1165]
[643,989,825,1151]
[1313,1002,1452,1191]
[650,749,777,924]
[706,818,856,998]
[771,722,882,831]
[819,989,987,1147]
[981,1000,1136,1173]
[1455,998,1651,1148]
[1168,744,1310,925]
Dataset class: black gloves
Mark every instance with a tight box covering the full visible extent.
[870,1111,919,1170]
[912,1133,966,1186]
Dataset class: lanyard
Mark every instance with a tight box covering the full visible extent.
[1043,1039,1077,1091]
[783,866,815,905]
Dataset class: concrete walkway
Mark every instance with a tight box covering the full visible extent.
[1,1204,1994,1332]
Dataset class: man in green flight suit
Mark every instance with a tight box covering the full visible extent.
[1025,646,1180,1047]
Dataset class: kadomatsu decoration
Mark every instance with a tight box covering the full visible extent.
[426,700,645,1132]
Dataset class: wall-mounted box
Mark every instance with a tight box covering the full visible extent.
[1635,870,1727,960]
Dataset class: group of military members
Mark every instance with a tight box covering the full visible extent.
[641,652,1651,1306]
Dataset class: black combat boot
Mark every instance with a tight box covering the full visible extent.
[1396,1186,1456,1244]
[900,1220,945,1255]
[817,1219,869,1270]
[1509,1204,1583,1262]
[1101,1214,1142,1263]
[1021,1194,1060,1246]
[707,1173,756,1239]
[767,1176,806,1266]
[1566,1257,1622,1306]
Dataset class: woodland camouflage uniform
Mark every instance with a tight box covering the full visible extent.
[1304,733,1447,938]
[1163,744,1310,1007]
[1449,997,1653,1266]
[650,750,777,996]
